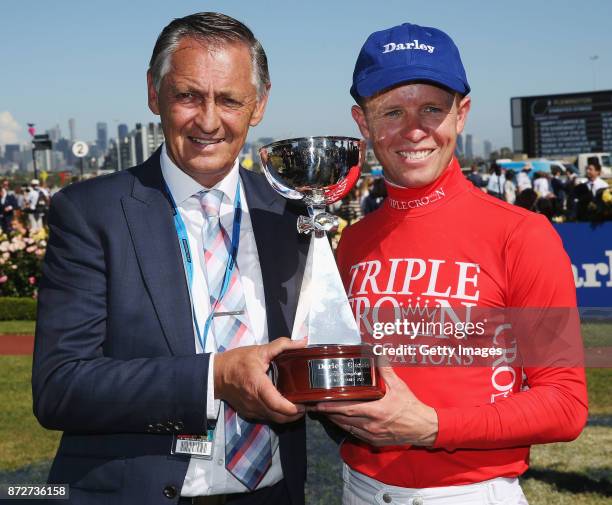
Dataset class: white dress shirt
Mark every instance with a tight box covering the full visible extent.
[533,176,550,197]
[159,144,283,496]
[516,171,532,192]
[588,176,609,196]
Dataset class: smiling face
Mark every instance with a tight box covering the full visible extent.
[352,83,470,188]
[147,37,269,187]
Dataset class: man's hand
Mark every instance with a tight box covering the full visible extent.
[313,366,438,447]
[214,337,307,424]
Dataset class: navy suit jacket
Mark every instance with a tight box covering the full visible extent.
[32,150,309,505]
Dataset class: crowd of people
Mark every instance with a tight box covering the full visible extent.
[467,161,611,222]
[334,176,388,225]
[0,178,54,236]
[332,158,612,227]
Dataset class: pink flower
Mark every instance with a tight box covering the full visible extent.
[0,275,7,283]
[28,276,36,285]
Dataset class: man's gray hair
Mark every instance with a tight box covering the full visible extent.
[149,12,270,98]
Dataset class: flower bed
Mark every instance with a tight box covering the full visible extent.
[0,230,47,298]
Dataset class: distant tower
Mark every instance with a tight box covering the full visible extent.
[483,140,492,159]
[118,123,128,141]
[47,124,62,143]
[456,133,464,157]
[96,122,108,153]
[68,118,76,142]
[465,134,473,160]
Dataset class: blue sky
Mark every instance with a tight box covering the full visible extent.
[1,0,611,155]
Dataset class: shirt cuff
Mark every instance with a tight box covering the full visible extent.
[206,353,221,420]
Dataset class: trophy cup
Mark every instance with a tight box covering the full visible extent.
[259,136,385,403]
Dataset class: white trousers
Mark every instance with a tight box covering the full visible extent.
[342,464,529,505]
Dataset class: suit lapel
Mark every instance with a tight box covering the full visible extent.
[241,168,309,341]
[122,153,195,355]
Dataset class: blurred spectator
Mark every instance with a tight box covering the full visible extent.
[535,196,554,220]
[504,169,516,204]
[0,182,18,234]
[362,178,387,214]
[466,163,484,189]
[486,163,505,200]
[571,183,595,221]
[586,162,609,196]
[516,164,532,192]
[2,179,15,198]
[16,185,27,210]
[533,171,551,198]
[338,186,363,224]
[515,188,537,212]
[25,179,49,233]
[550,166,568,216]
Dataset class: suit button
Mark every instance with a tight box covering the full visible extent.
[163,485,177,499]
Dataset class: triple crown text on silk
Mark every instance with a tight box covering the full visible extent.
[347,257,519,402]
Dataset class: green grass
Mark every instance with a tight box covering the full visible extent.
[522,426,612,504]
[582,322,612,347]
[586,368,612,416]
[0,320,36,335]
[0,356,60,471]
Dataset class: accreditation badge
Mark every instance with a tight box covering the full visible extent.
[171,428,215,459]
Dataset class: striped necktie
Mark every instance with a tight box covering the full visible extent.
[199,188,272,491]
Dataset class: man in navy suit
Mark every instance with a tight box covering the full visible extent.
[33,12,309,505]
[0,180,18,234]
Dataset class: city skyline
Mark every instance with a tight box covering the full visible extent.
[2,0,611,158]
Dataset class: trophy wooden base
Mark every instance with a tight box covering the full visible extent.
[272,344,385,404]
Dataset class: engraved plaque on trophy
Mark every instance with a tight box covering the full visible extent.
[259,136,384,403]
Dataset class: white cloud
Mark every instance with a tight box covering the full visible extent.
[0,112,22,146]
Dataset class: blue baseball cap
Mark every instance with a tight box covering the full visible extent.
[350,22,470,102]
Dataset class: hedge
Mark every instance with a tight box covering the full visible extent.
[0,297,37,321]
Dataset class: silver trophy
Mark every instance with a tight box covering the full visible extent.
[259,136,383,403]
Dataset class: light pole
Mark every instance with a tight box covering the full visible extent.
[27,123,37,178]
[589,55,599,90]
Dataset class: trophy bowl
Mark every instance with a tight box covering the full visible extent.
[258,136,363,206]
[259,137,385,404]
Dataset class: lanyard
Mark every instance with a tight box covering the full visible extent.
[165,180,242,351]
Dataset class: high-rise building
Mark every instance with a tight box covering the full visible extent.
[465,134,473,160]
[130,122,164,166]
[483,140,492,160]
[118,123,129,141]
[118,136,132,170]
[47,124,62,143]
[4,144,21,163]
[456,133,464,157]
[68,118,76,142]
[96,122,108,154]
